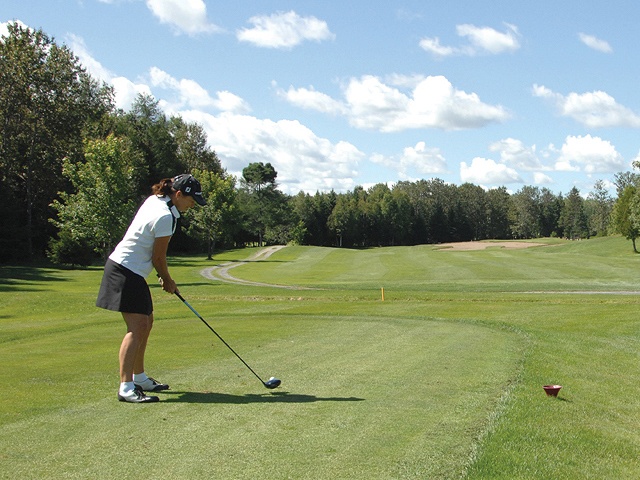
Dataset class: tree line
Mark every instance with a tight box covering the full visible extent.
[3,22,640,266]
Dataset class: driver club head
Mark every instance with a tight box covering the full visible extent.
[264,377,281,389]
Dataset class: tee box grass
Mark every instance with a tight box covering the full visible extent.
[1,236,639,478]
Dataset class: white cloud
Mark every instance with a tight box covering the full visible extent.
[533,172,554,185]
[111,77,152,110]
[457,23,520,54]
[418,37,457,57]
[237,11,335,49]
[578,33,612,53]
[352,75,509,131]
[60,37,250,113]
[277,85,347,115]
[283,75,509,131]
[178,111,363,194]
[531,84,553,99]
[215,91,251,113]
[556,135,625,173]
[460,157,523,185]
[533,84,640,128]
[146,0,220,36]
[149,67,250,113]
[401,142,448,174]
[370,141,448,180]
[420,23,520,57]
[489,138,544,170]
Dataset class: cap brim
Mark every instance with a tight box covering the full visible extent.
[194,194,207,206]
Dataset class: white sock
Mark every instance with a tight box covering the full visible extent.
[120,381,135,395]
[133,372,148,383]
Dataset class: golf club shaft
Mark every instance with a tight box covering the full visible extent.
[175,292,267,385]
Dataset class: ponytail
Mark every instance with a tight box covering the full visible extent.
[151,178,174,196]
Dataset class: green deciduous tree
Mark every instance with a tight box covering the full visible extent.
[611,186,640,252]
[509,186,542,239]
[49,134,142,264]
[119,94,183,194]
[485,187,512,239]
[327,192,356,247]
[0,22,113,259]
[183,168,236,259]
[170,117,224,174]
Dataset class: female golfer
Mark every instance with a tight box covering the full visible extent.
[96,174,206,403]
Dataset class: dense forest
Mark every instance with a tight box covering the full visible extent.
[3,23,640,266]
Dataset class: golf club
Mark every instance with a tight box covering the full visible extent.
[175,292,281,390]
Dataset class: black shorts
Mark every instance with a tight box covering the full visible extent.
[96,259,153,315]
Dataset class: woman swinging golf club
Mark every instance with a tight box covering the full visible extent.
[96,174,206,403]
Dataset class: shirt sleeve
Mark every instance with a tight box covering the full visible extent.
[153,212,175,238]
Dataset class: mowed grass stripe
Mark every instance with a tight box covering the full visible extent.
[233,240,640,293]
[0,310,521,479]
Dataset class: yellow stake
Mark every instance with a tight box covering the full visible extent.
[381,287,385,301]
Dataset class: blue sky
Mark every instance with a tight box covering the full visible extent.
[3,1,640,196]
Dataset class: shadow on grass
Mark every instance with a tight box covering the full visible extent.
[552,396,572,402]
[161,390,365,404]
[0,265,72,292]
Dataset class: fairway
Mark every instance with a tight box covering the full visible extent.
[2,237,640,478]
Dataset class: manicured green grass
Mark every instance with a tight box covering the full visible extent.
[1,236,640,478]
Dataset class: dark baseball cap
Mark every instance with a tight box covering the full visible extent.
[173,174,206,206]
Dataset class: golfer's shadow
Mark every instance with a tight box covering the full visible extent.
[161,391,364,404]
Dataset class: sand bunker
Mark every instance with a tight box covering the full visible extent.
[435,241,548,251]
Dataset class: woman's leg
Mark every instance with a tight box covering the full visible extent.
[119,312,152,383]
[133,313,154,376]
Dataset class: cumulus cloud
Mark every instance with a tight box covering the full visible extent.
[276,85,347,115]
[282,75,509,131]
[420,23,520,57]
[370,141,448,180]
[149,67,250,113]
[352,75,510,131]
[111,77,153,110]
[460,157,523,185]
[578,33,612,53]
[178,111,363,193]
[533,84,640,128]
[400,142,448,174]
[489,138,544,170]
[237,11,335,49]
[146,0,221,36]
[556,135,625,173]
[533,172,554,185]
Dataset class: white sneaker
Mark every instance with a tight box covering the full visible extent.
[134,377,170,392]
[118,387,159,403]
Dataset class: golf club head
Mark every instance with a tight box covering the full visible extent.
[264,377,281,389]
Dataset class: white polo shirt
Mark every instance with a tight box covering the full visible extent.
[109,195,180,278]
